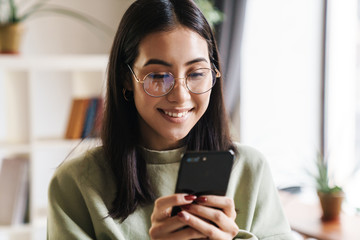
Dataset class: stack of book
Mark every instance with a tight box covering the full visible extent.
[65,97,103,139]
[0,155,30,225]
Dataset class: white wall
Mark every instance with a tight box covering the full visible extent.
[19,0,134,54]
[241,0,324,187]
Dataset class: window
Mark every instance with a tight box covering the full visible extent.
[241,0,323,187]
[325,0,360,211]
[241,0,360,213]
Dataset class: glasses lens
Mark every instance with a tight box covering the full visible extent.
[186,68,216,94]
[143,72,174,97]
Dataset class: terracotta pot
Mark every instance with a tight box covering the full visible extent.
[0,23,25,54]
[317,191,344,221]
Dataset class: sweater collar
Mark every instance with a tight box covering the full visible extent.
[138,146,186,164]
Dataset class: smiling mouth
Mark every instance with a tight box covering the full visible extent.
[159,109,192,118]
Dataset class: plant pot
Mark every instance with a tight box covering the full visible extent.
[317,191,344,221]
[0,23,25,54]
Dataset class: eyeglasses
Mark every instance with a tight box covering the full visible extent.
[127,64,221,97]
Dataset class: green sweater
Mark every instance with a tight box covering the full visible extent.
[47,143,294,239]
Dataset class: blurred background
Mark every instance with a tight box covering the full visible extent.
[0,0,359,239]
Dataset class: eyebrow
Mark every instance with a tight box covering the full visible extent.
[143,59,172,67]
[143,57,208,67]
[185,58,208,66]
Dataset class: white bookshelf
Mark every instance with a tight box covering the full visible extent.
[0,55,108,240]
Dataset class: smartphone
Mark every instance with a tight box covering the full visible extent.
[171,150,234,216]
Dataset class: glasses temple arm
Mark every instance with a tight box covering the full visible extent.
[127,64,141,82]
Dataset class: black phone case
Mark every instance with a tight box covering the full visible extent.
[171,150,234,216]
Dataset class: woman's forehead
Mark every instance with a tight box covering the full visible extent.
[135,27,210,68]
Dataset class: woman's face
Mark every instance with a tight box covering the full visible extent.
[130,26,212,150]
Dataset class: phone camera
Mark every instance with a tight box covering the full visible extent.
[186,157,200,163]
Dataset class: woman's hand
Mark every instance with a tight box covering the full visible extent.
[177,195,239,240]
[149,194,207,240]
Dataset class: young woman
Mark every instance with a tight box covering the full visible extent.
[48,0,294,239]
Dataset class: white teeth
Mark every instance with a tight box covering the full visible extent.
[164,111,188,118]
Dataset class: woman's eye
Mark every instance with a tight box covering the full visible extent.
[190,72,204,77]
[149,73,170,80]
[189,70,206,79]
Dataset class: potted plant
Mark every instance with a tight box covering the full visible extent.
[194,0,224,29]
[0,0,112,54]
[311,153,344,221]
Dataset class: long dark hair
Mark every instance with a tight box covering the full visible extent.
[102,0,234,221]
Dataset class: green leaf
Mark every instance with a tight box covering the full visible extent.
[8,0,18,22]
[194,0,224,29]
[310,152,343,193]
[1,1,112,37]
[18,5,113,37]
[18,0,51,22]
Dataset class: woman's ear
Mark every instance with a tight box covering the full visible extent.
[124,74,134,91]
[124,81,133,91]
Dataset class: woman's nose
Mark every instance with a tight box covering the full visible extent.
[166,78,191,103]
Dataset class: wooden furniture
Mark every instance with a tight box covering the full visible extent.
[280,191,360,240]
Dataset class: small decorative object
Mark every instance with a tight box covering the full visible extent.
[0,23,24,53]
[0,0,112,54]
[194,0,224,29]
[310,153,344,221]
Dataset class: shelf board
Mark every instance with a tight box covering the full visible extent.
[0,142,31,153]
[0,223,46,240]
[0,224,32,232]
[0,54,108,71]
[32,138,81,147]
[32,138,101,149]
[0,139,101,153]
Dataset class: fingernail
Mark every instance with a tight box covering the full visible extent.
[177,211,189,221]
[196,196,207,203]
[184,195,197,201]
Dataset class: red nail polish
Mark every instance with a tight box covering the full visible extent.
[196,196,207,203]
[177,211,189,221]
[184,195,197,201]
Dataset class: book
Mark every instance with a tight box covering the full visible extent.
[90,97,104,138]
[81,98,99,138]
[0,155,29,225]
[65,97,103,139]
[65,98,90,139]
[65,98,81,139]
